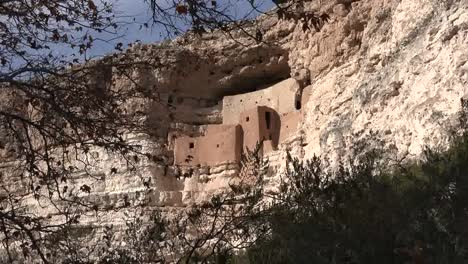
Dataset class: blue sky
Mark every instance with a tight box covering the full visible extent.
[88,0,164,56]
[86,0,273,57]
[1,0,272,71]
[5,0,243,72]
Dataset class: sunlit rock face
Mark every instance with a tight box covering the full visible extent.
[295,0,468,163]
[3,0,468,232]
[108,0,468,209]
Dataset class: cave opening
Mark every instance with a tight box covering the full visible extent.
[214,51,292,100]
[220,75,290,99]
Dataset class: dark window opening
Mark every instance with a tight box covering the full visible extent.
[246,116,250,122]
[189,142,194,149]
[295,92,302,110]
[216,144,220,148]
[269,134,272,140]
[295,99,302,110]
[265,112,271,130]
[168,95,173,104]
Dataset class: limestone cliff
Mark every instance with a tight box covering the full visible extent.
[124,0,468,162]
[91,0,468,220]
[6,0,468,231]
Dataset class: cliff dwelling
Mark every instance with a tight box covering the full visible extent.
[3,0,468,262]
[171,78,307,167]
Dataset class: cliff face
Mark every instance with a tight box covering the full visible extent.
[94,0,468,216]
[5,0,468,229]
[126,0,468,162]
[295,0,468,163]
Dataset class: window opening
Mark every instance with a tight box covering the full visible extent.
[295,93,302,110]
[295,99,302,110]
[189,142,194,149]
[265,112,271,130]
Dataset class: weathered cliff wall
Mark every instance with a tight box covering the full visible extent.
[294,0,468,163]
[80,0,468,219]
[4,0,468,236]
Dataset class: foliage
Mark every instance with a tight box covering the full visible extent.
[3,1,462,263]
[92,144,270,263]
[145,0,330,38]
[0,1,159,263]
[0,0,332,262]
[88,107,468,264]
[247,132,468,263]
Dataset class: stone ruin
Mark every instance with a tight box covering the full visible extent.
[172,78,306,167]
[1,0,467,249]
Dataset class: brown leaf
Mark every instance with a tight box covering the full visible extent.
[176,5,188,15]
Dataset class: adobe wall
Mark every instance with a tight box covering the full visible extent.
[174,124,242,166]
[174,136,199,165]
[239,108,261,152]
[174,78,307,166]
[257,106,281,150]
[263,140,276,155]
[198,125,242,165]
[239,106,281,152]
[222,78,301,125]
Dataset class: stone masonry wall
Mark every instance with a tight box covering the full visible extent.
[222,78,301,124]
[174,124,243,166]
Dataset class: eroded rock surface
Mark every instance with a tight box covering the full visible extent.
[3,0,468,235]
